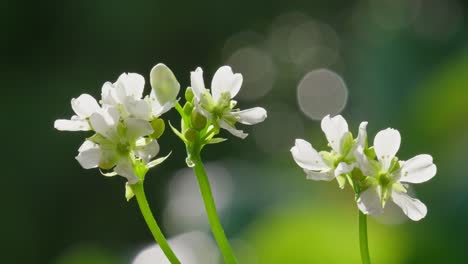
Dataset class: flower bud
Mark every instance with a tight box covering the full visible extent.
[150,63,180,105]
[185,87,194,102]
[183,102,194,115]
[191,110,207,130]
[150,118,165,139]
[184,128,198,142]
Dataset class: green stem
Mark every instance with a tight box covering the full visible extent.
[358,210,371,264]
[131,183,181,264]
[192,153,238,264]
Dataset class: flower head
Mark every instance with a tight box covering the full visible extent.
[190,66,267,138]
[55,64,177,198]
[291,115,367,188]
[355,128,437,221]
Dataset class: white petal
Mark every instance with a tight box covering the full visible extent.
[75,141,101,169]
[115,73,145,100]
[290,139,328,171]
[399,154,436,183]
[320,115,349,154]
[354,146,378,176]
[391,191,427,221]
[211,66,243,102]
[232,107,267,125]
[305,169,335,181]
[151,100,176,117]
[335,162,354,177]
[374,128,401,172]
[357,187,384,215]
[135,139,160,163]
[355,121,368,149]
[71,94,100,118]
[114,158,140,184]
[101,82,119,106]
[125,96,151,120]
[89,107,119,140]
[190,67,205,100]
[218,119,247,139]
[54,119,91,131]
[126,118,154,141]
[150,63,180,105]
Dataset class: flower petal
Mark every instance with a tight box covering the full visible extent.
[71,94,100,118]
[135,139,160,163]
[150,63,180,105]
[399,154,436,183]
[75,141,101,169]
[126,118,154,142]
[304,169,335,181]
[125,96,151,120]
[232,107,267,125]
[335,162,354,177]
[89,107,119,140]
[391,191,427,221]
[357,187,384,215]
[211,66,243,102]
[115,73,145,100]
[355,121,368,149]
[218,119,247,139]
[374,128,401,172]
[114,158,140,184]
[101,82,118,106]
[190,67,205,100]
[354,146,378,176]
[290,139,329,171]
[320,114,349,154]
[54,119,90,131]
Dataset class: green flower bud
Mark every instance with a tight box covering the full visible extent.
[183,102,194,116]
[150,118,165,139]
[191,110,207,130]
[184,128,198,142]
[150,64,180,105]
[185,87,194,102]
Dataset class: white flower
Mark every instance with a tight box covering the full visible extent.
[290,115,367,188]
[101,72,152,120]
[75,106,158,184]
[54,94,100,131]
[149,63,180,117]
[355,128,437,221]
[190,66,267,138]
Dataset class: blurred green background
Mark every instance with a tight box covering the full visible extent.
[3,0,468,263]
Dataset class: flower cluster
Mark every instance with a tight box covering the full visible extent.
[55,64,179,198]
[55,64,267,196]
[291,115,436,221]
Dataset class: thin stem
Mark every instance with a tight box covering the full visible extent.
[192,153,238,264]
[131,183,181,264]
[358,209,371,264]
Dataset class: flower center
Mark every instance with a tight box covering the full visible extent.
[117,141,130,156]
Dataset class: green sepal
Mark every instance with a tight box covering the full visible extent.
[168,121,188,143]
[183,102,194,116]
[206,137,227,144]
[125,183,135,201]
[147,151,172,169]
[364,146,376,159]
[184,128,198,142]
[340,132,354,156]
[99,169,117,177]
[336,174,347,189]
[149,118,165,139]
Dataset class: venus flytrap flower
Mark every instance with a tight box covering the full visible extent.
[291,114,367,188]
[190,66,267,138]
[355,128,437,221]
[290,117,436,264]
[55,64,182,264]
[54,94,101,131]
[167,65,268,264]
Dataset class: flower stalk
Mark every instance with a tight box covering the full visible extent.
[191,149,238,264]
[358,209,371,264]
[131,182,181,264]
